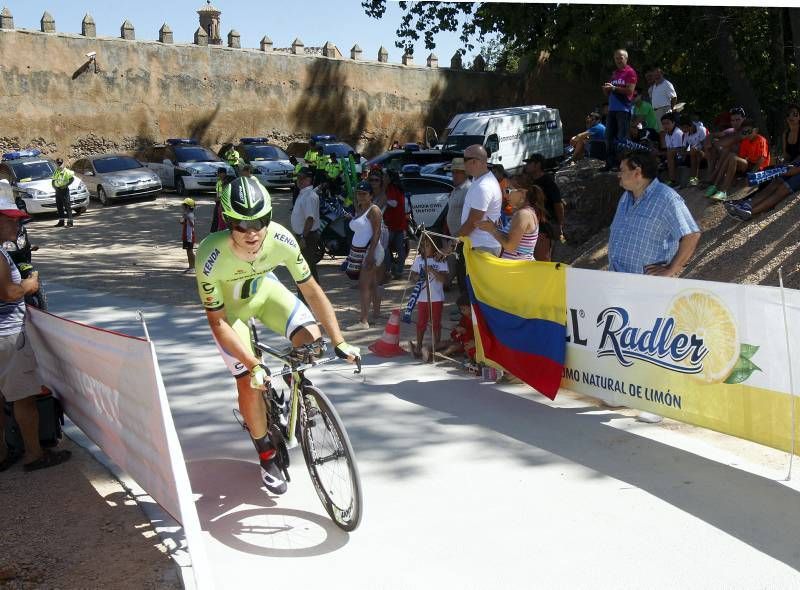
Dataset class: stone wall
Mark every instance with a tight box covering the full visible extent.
[0,28,528,159]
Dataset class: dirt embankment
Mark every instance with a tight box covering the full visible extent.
[563,176,800,290]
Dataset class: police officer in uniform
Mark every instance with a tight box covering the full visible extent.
[51,158,75,227]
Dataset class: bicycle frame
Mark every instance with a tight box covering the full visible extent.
[247,319,359,446]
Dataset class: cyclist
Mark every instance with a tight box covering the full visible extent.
[195,176,360,495]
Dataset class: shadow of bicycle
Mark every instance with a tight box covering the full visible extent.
[187,458,349,557]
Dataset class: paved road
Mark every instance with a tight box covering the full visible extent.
[47,282,800,590]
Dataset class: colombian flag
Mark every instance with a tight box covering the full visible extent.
[463,241,567,399]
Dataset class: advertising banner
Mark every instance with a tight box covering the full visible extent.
[25,307,213,590]
[563,268,800,454]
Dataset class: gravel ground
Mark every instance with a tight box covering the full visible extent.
[1,176,796,589]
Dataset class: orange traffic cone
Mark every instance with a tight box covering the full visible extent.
[369,309,405,357]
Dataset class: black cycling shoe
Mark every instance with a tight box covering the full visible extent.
[260,456,288,495]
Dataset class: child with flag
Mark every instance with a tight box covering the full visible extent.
[406,234,449,358]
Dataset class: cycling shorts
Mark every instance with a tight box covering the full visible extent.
[212,272,317,378]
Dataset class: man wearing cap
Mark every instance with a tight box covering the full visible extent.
[51,158,76,228]
[457,145,502,257]
[291,167,321,287]
[0,194,71,471]
[446,157,472,296]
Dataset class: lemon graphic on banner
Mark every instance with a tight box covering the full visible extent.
[666,290,739,384]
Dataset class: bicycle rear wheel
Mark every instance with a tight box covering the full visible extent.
[299,385,362,531]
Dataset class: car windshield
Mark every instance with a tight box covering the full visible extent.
[442,134,484,151]
[174,146,220,163]
[420,163,452,176]
[93,156,142,174]
[323,143,356,159]
[243,145,289,161]
[11,160,55,181]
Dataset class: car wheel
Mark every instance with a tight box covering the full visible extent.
[176,177,187,196]
[98,186,110,206]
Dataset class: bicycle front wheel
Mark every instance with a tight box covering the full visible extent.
[299,385,362,531]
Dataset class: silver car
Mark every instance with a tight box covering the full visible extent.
[73,154,162,206]
[234,140,295,188]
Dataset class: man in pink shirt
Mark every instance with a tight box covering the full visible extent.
[602,48,638,171]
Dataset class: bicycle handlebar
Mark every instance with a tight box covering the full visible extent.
[249,319,362,376]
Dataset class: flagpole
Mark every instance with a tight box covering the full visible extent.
[778,268,796,480]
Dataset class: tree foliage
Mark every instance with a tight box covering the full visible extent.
[362,2,800,139]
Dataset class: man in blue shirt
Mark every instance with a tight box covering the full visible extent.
[607,151,700,424]
[608,151,700,276]
[568,112,606,161]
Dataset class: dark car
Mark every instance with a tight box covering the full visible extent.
[366,146,462,174]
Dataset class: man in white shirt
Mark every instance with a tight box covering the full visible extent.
[457,145,502,256]
[647,66,677,124]
[290,167,321,283]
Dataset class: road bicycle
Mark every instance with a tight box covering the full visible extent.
[234,319,363,532]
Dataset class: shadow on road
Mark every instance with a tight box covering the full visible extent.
[330,368,800,573]
[188,458,350,557]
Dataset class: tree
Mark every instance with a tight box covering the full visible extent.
[363,2,799,138]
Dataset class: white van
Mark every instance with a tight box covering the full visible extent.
[438,105,563,172]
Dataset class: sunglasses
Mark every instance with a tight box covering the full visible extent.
[229,217,269,232]
[504,187,523,194]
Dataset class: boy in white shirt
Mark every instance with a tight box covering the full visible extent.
[679,115,708,187]
[660,114,685,187]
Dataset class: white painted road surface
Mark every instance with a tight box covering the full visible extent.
[48,282,800,590]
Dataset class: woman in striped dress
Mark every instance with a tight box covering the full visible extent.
[478,175,543,260]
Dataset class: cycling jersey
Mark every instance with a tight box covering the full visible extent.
[196,222,316,376]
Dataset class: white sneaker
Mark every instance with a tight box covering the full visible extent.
[260,458,287,495]
[345,320,370,331]
[637,411,663,424]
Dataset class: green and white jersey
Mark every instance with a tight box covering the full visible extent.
[196,222,311,318]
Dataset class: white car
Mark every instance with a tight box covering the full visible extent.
[73,154,162,206]
[234,138,295,188]
[0,150,90,215]
[140,139,234,195]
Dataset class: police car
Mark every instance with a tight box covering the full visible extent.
[399,164,453,234]
[0,149,90,215]
[233,138,294,188]
[140,139,234,195]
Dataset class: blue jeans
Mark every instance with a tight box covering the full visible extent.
[605,110,632,167]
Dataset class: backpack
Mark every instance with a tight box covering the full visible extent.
[3,389,64,452]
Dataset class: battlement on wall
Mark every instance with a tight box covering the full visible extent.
[0,15,523,162]
[0,5,502,73]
